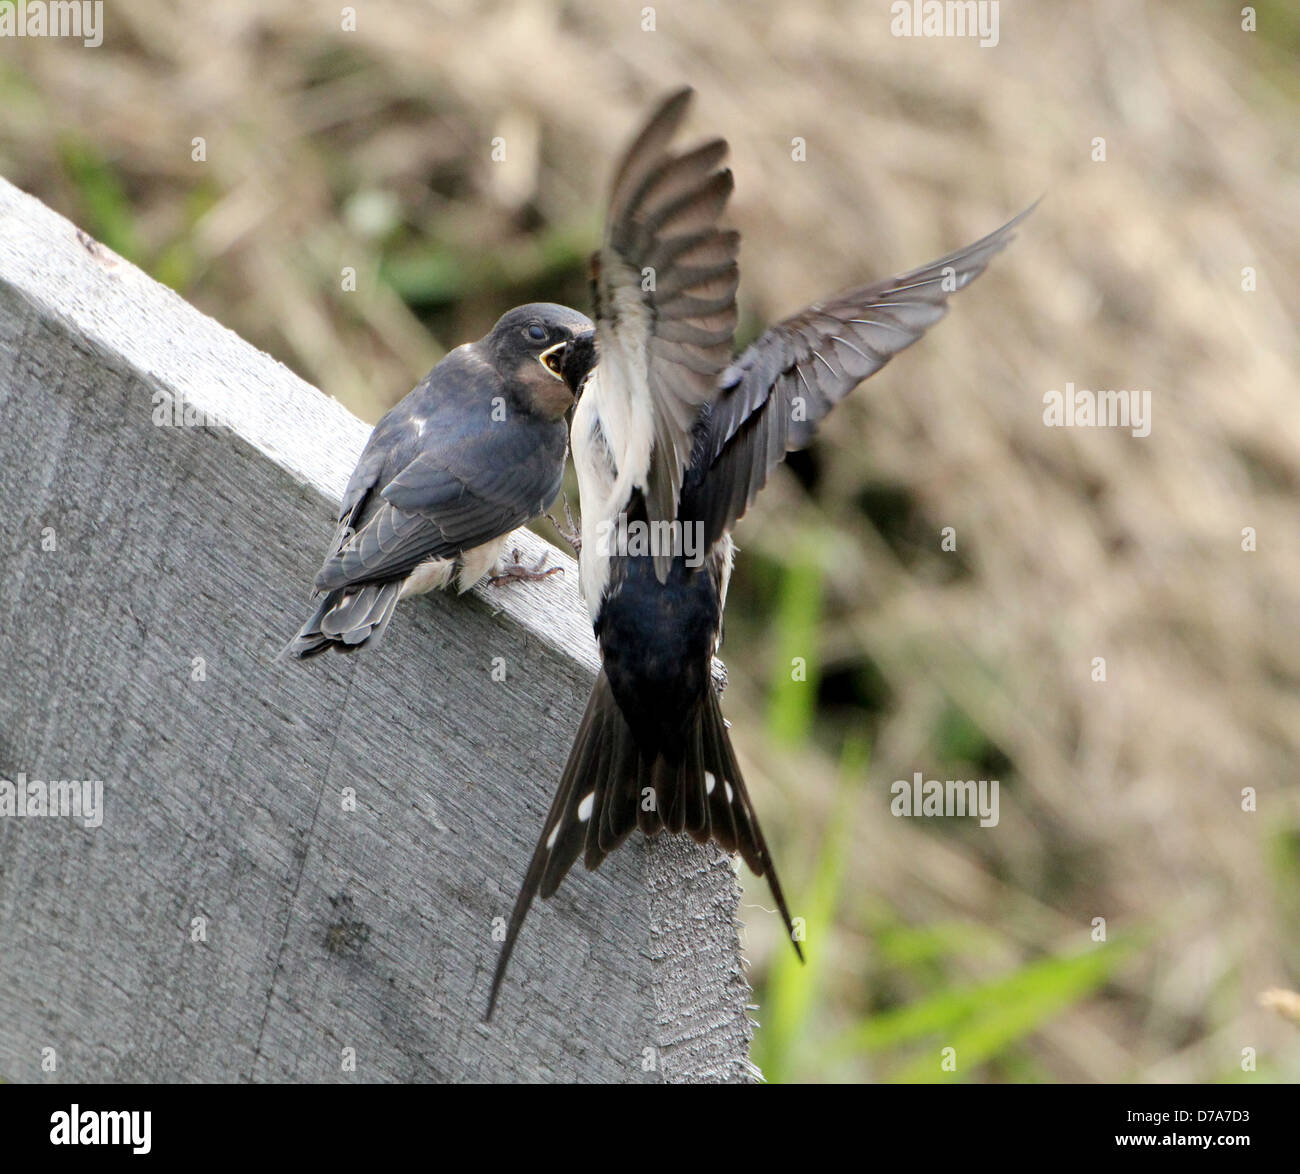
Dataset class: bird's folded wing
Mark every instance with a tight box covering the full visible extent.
[322,426,392,555]
[680,202,1036,550]
[594,86,740,565]
[313,423,561,590]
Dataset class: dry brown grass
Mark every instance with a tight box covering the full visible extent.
[3,0,1297,1081]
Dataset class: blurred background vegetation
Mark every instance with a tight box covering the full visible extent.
[3,0,1298,1082]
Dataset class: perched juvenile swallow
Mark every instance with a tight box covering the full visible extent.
[487,88,1032,1014]
[282,304,596,659]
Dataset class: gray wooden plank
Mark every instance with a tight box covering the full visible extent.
[0,176,754,1083]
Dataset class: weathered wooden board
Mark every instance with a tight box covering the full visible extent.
[0,176,756,1083]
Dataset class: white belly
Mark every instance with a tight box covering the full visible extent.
[399,558,455,598]
[398,534,509,599]
[455,534,510,593]
[572,376,621,623]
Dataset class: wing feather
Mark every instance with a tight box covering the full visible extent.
[680,202,1036,548]
[315,410,565,591]
[593,87,740,578]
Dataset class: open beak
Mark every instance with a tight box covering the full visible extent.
[539,340,568,383]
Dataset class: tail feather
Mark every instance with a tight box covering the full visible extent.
[700,691,741,852]
[486,668,800,1019]
[696,688,801,964]
[634,748,658,838]
[595,716,638,859]
[320,584,380,638]
[277,581,402,661]
[682,718,707,834]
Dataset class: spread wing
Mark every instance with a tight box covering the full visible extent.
[593,86,740,572]
[680,203,1036,549]
[314,394,565,592]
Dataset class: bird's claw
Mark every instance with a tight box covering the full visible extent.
[488,548,564,587]
[547,493,582,555]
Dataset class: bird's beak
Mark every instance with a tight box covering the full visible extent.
[539,340,568,383]
[559,329,597,399]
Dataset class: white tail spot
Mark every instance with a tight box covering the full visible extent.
[546,823,560,849]
[705,771,716,795]
[724,782,734,803]
[577,792,595,822]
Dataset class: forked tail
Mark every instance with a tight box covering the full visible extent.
[486,668,801,1017]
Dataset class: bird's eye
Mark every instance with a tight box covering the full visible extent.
[526,324,547,342]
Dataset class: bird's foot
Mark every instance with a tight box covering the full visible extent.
[488,548,564,587]
[547,493,582,555]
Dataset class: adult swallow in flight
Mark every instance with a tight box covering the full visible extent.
[281,304,596,659]
[487,88,1032,1014]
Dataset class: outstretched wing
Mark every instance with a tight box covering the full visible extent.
[680,203,1036,550]
[593,86,740,575]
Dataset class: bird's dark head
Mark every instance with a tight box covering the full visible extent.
[485,303,597,419]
